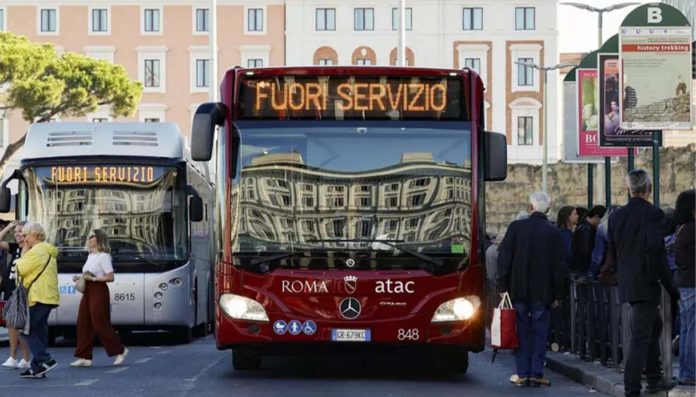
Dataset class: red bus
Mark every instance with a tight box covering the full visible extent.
[191,66,507,371]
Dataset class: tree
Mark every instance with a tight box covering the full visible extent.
[0,32,143,175]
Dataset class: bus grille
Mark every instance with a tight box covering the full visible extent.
[113,131,158,147]
[46,131,93,147]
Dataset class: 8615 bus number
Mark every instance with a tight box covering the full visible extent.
[114,293,136,302]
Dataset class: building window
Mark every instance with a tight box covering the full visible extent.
[409,193,426,206]
[0,9,4,31]
[354,8,374,31]
[517,116,533,146]
[515,7,535,30]
[357,220,372,238]
[247,8,263,32]
[40,9,57,32]
[356,59,372,65]
[462,8,483,30]
[316,8,335,31]
[247,58,263,68]
[318,59,334,66]
[91,8,108,32]
[517,58,534,86]
[195,59,209,87]
[144,9,160,32]
[144,59,160,87]
[195,8,209,32]
[391,7,412,31]
[464,58,481,73]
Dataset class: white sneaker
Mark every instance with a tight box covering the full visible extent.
[16,359,30,369]
[70,358,92,367]
[1,357,17,368]
[113,348,128,366]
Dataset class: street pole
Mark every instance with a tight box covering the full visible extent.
[398,0,406,66]
[598,10,612,208]
[209,0,218,102]
[543,70,548,192]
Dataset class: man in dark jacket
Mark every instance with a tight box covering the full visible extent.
[497,191,567,387]
[608,169,680,396]
[572,205,606,275]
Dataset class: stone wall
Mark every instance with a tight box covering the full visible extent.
[485,144,696,235]
[624,93,691,123]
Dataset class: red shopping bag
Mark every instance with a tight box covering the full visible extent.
[491,292,518,350]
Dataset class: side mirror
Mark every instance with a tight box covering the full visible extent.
[0,187,10,213]
[484,131,507,182]
[189,196,204,222]
[192,102,227,161]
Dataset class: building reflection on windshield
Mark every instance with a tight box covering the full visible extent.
[233,151,472,254]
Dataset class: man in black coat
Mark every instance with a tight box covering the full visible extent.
[497,191,567,387]
[607,169,680,396]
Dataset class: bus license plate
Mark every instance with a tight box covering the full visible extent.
[331,329,371,342]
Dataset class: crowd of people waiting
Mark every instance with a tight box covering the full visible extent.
[487,169,694,394]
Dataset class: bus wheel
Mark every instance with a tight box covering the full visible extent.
[173,327,193,344]
[232,348,261,370]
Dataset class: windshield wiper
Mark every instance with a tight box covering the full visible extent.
[307,238,442,271]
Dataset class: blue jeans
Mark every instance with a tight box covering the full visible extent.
[679,288,695,381]
[514,300,550,378]
[20,303,54,372]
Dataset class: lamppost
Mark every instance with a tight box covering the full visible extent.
[561,2,640,206]
[514,61,577,193]
[397,0,406,66]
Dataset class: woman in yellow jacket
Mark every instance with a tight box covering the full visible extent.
[16,222,59,379]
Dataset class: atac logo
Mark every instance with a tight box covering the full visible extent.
[343,275,357,295]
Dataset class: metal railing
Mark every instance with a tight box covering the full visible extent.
[561,278,673,383]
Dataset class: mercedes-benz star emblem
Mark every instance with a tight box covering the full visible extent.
[339,297,361,320]
[346,258,356,268]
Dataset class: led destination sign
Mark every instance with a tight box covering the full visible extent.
[240,76,465,120]
[47,166,162,184]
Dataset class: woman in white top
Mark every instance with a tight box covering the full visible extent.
[70,229,128,367]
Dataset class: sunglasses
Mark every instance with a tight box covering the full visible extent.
[88,234,96,239]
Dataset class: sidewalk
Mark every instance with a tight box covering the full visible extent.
[546,351,696,397]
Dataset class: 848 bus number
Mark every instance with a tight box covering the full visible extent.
[397,328,420,341]
[114,293,135,302]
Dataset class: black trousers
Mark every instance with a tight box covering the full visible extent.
[624,301,663,397]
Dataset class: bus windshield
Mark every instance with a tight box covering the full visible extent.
[233,121,473,266]
[22,164,189,272]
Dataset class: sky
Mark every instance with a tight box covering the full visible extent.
[559,0,642,53]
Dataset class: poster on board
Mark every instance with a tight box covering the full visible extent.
[598,53,657,147]
[577,68,628,157]
[620,26,692,130]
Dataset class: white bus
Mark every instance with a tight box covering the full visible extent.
[0,122,215,343]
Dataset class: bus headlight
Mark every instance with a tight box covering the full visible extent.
[219,294,269,322]
[431,296,481,323]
